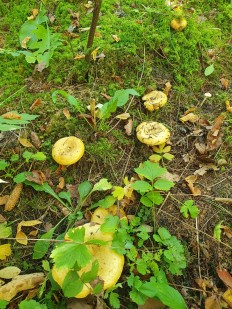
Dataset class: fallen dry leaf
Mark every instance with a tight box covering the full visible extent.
[226,100,232,113]
[112,34,120,42]
[0,273,45,301]
[206,115,224,151]
[220,77,229,90]
[27,8,39,20]
[74,53,85,60]
[29,230,39,237]
[185,175,201,196]
[205,295,221,309]
[163,81,172,96]
[223,289,232,307]
[124,118,133,136]
[0,214,6,223]
[67,299,94,309]
[161,171,180,182]
[184,107,196,115]
[0,195,9,206]
[91,47,100,61]
[0,244,12,260]
[138,297,165,309]
[63,108,71,119]
[115,113,130,120]
[21,36,31,48]
[30,131,41,149]
[4,183,23,212]
[18,137,34,148]
[29,98,43,110]
[57,177,65,190]
[16,220,42,245]
[112,75,124,86]
[2,111,21,120]
[180,112,199,123]
[217,269,232,289]
[26,170,46,185]
[195,142,207,155]
[0,267,21,279]
[194,163,219,176]
[221,226,232,239]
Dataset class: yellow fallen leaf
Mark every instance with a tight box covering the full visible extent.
[27,8,39,20]
[226,100,232,113]
[63,108,71,119]
[0,244,12,260]
[16,220,42,245]
[112,34,120,42]
[0,266,21,279]
[91,47,100,61]
[2,112,21,120]
[21,36,31,49]
[74,53,85,60]
[180,113,199,123]
[115,113,130,120]
[18,137,34,148]
[185,175,201,196]
[223,289,232,307]
[16,230,28,245]
[163,81,172,96]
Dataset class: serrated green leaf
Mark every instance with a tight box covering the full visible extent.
[136,259,148,275]
[214,221,223,241]
[92,178,112,192]
[19,299,47,309]
[204,64,214,76]
[78,180,92,201]
[155,227,171,241]
[33,228,55,259]
[91,195,116,209]
[0,160,9,171]
[112,186,125,200]
[145,191,164,205]
[109,292,120,309]
[131,180,153,194]
[92,283,103,295]
[42,260,50,272]
[31,152,46,161]
[153,179,174,191]
[0,223,12,238]
[81,260,99,283]
[134,161,166,181]
[67,227,85,243]
[101,215,120,233]
[129,289,148,305]
[180,200,199,219]
[62,271,83,297]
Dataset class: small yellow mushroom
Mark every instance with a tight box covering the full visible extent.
[142,91,167,112]
[52,136,85,166]
[170,18,187,31]
[136,121,170,146]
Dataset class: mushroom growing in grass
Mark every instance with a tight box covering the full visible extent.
[52,223,124,298]
[52,136,85,166]
[136,121,170,146]
[142,90,167,112]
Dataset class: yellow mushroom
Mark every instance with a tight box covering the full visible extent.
[136,121,170,146]
[142,91,167,112]
[52,223,124,298]
[52,136,85,166]
[170,17,187,31]
[91,205,127,225]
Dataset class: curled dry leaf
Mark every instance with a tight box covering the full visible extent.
[194,163,219,176]
[185,175,201,196]
[63,108,71,119]
[205,295,221,309]
[112,34,120,42]
[27,8,39,20]
[216,269,232,289]
[57,177,65,190]
[4,183,23,212]
[226,100,232,113]
[206,115,224,151]
[0,195,9,206]
[220,78,229,90]
[16,220,42,245]
[2,111,21,120]
[74,53,85,60]
[221,226,232,239]
[26,170,46,184]
[0,273,45,301]
[29,98,43,111]
[124,118,133,136]
[0,244,12,260]
[115,113,130,120]
[163,81,172,96]
[18,137,34,148]
[195,142,207,155]
[179,112,199,123]
[30,131,41,149]
[0,266,21,279]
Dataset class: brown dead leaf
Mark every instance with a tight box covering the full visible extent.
[0,214,6,223]
[195,277,213,292]
[226,100,232,113]
[57,177,65,190]
[67,299,94,309]
[112,75,124,86]
[63,108,71,119]
[184,107,196,115]
[30,131,41,149]
[220,78,229,90]
[163,81,172,96]
[185,175,201,196]
[21,36,31,48]
[18,137,34,148]
[0,273,45,301]
[0,244,12,260]
[217,269,232,289]
[138,297,165,309]
[161,171,180,182]
[194,163,219,176]
[205,295,221,309]
[223,289,232,307]
[124,118,133,136]
[29,98,43,110]
[101,93,112,100]
[2,112,21,120]
[195,143,207,155]
[112,34,120,42]
[221,226,232,239]
[36,61,46,72]
[0,195,9,206]
[115,113,130,120]
[4,183,23,212]
[180,113,199,123]
[74,53,85,60]
[26,170,46,185]
[206,115,224,151]
[66,184,79,198]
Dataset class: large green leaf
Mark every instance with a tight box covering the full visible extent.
[33,228,55,259]
[62,271,83,297]
[134,161,166,182]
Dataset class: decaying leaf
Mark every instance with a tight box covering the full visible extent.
[0,273,45,301]
[4,183,23,212]
[115,113,130,120]
[112,34,120,42]
[0,195,9,206]
[163,81,172,96]
[26,170,46,184]
[0,214,6,223]
[195,142,207,155]
[57,177,65,190]
[18,137,34,148]
[138,297,165,309]
[195,277,213,294]
[223,289,232,307]
[29,98,43,111]
[30,131,41,149]
[2,111,21,120]
[16,220,42,245]
[194,163,219,176]
[0,244,12,260]
[180,113,199,123]
[226,100,232,113]
[27,8,39,20]
[216,269,232,289]
[63,108,71,119]
[21,36,31,49]
[185,175,201,196]
[74,53,85,60]
[220,77,229,90]
[205,295,221,309]
[206,115,224,151]
[91,47,100,61]
[0,267,21,279]
[124,118,133,136]
[221,225,232,239]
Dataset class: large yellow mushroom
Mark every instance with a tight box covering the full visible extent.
[52,223,124,298]
[136,121,170,146]
[52,136,85,166]
[91,205,127,225]
[142,91,167,112]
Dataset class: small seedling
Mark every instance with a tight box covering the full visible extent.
[180,199,200,219]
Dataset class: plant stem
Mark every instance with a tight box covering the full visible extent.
[85,0,102,62]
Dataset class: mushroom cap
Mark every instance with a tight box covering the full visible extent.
[52,223,124,298]
[170,18,187,31]
[136,121,170,146]
[91,205,127,225]
[52,136,85,166]
[142,91,167,111]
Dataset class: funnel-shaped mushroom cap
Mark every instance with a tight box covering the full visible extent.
[136,121,170,146]
[142,91,167,111]
[52,136,84,165]
[52,223,124,298]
